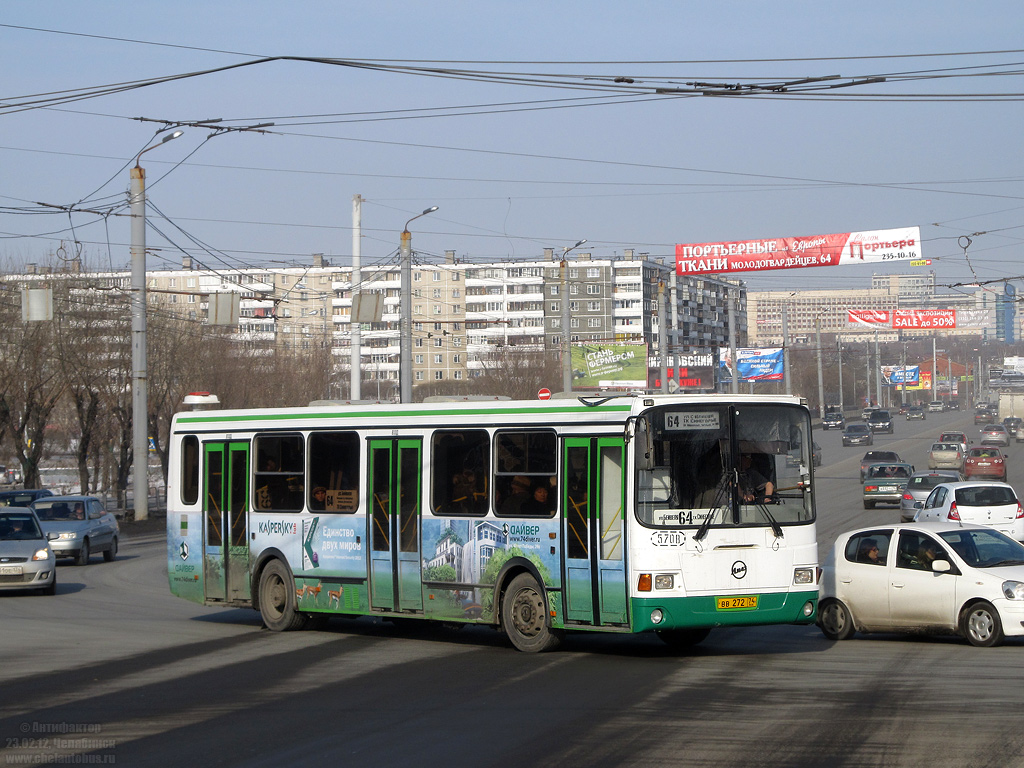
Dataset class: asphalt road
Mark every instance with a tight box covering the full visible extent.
[3,410,1024,767]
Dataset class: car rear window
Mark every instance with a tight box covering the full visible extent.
[908,475,950,490]
[955,486,1017,506]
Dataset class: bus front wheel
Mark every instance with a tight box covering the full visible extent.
[258,560,308,631]
[501,573,562,653]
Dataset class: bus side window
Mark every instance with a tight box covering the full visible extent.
[308,431,360,513]
[431,430,489,516]
[254,434,304,512]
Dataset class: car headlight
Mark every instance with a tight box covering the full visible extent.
[31,548,50,561]
[59,532,78,540]
[1002,581,1024,600]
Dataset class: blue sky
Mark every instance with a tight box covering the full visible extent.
[2,2,1022,295]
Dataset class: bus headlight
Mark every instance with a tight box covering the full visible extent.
[650,609,664,624]
[793,568,814,585]
[654,574,674,590]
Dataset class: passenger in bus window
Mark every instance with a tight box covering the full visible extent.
[738,454,774,503]
[523,481,555,516]
[310,486,327,510]
[499,476,532,516]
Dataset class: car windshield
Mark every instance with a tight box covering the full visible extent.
[0,512,42,540]
[940,528,1024,568]
[847,425,868,433]
[955,486,1017,506]
[33,501,85,521]
[907,475,952,490]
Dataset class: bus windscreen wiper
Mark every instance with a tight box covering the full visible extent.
[693,472,731,542]
[756,500,784,539]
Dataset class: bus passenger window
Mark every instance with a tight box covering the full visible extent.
[494,430,557,518]
[308,432,360,513]
[431,430,489,516]
[254,434,304,512]
[181,435,200,505]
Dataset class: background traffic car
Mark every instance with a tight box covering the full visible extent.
[900,470,965,522]
[975,407,994,425]
[0,507,56,595]
[862,406,877,421]
[842,424,873,447]
[980,424,1010,447]
[964,447,1008,482]
[821,412,845,430]
[939,431,971,454]
[928,400,945,413]
[928,442,964,471]
[914,481,1024,541]
[30,495,119,566]
[0,489,53,507]
[818,522,1024,646]
[867,409,894,434]
[860,450,903,481]
[906,406,926,421]
[863,462,914,509]
[1002,416,1022,438]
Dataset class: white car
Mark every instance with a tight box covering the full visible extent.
[818,522,1024,646]
[914,481,1024,542]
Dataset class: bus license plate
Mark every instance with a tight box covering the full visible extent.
[716,595,758,611]
[0,565,22,576]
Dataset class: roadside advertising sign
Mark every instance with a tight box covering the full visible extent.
[719,348,785,382]
[571,342,648,388]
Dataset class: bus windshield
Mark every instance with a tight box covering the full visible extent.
[635,403,814,529]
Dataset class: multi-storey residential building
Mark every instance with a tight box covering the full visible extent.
[14,249,748,396]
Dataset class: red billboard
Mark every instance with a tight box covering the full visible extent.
[676,226,921,276]
[847,309,957,329]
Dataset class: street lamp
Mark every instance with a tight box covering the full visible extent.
[399,206,438,403]
[129,130,183,522]
[560,239,587,393]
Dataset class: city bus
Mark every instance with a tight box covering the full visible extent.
[166,393,819,652]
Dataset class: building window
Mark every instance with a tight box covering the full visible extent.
[434,371,444,380]
[587,301,600,311]
[415,371,424,381]
[433,272,442,282]
[434,354,443,364]
[414,272,422,282]
[415,354,424,364]
[587,284,600,295]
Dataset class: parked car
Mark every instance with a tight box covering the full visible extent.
[900,470,965,522]
[818,522,1024,646]
[963,447,1008,482]
[980,424,1011,447]
[914,481,1024,542]
[867,409,894,434]
[821,412,845,430]
[860,450,903,481]
[1002,416,1022,438]
[928,442,965,471]
[862,463,914,509]
[906,406,926,421]
[928,400,945,413]
[975,407,994,425]
[30,495,119,566]
[842,424,874,447]
[0,507,56,595]
[0,489,53,507]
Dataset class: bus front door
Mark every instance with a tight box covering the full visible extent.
[202,441,250,603]
[563,437,628,626]
[368,438,423,613]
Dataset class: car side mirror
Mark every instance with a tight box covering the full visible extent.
[932,560,951,573]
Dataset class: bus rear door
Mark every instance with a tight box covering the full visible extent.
[563,437,628,626]
[203,441,250,603]
[368,438,423,613]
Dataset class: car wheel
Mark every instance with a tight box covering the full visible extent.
[961,601,1004,647]
[818,599,855,641]
[863,500,875,509]
[657,627,712,649]
[258,559,309,631]
[501,572,562,652]
[75,539,90,566]
[103,536,118,562]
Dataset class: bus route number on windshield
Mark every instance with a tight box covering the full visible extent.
[664,411,720,431]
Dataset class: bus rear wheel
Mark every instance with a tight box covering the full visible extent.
[501,573,562,653]
[258,560,308,632]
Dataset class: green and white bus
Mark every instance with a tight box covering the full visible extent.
[166,393,818,651]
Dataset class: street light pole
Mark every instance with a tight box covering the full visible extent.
[560,239,586,394]
[129,130,182,521]
[399,206,437,403]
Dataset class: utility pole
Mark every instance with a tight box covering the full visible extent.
[815,316,825,419]
[399,206,437,404]
[351,194,362,401]
[782,306,792,396]
[837,337,844,412]
[560,239,586,393]
[728,286,738,395]
[658,279,668,393]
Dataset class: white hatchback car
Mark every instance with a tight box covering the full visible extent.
[913,481,1024,542]
[819,522,1024,646]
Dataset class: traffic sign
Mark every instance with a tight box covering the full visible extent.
[538,388,551,400]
